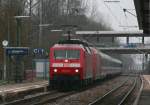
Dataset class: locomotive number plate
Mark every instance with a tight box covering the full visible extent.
[63,63,69,67]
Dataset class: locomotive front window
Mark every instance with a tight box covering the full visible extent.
[67,50,80,59]
[54,50,66,59]
[54,50,80,59]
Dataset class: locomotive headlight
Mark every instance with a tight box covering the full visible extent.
[54,69,57,72]
[75,69,79,73]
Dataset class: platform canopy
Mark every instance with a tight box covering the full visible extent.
[75,30,145,37]
[97,47,150,54]
[134,0,150,34]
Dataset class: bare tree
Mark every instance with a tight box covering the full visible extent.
[0,0,122,72]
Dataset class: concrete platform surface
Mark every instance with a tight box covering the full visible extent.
[0,80,48,95]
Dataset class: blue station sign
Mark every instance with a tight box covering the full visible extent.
[6,47,29,55]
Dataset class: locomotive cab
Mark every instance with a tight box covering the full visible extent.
[50,47,82,76]
[49,39,94,89]
[49,44,86,89]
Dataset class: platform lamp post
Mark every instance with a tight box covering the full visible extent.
[2,40,8,80]
[14,16,30,46]
[14,16,30,82]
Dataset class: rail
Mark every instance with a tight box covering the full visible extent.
[88,78,129,105]
[88,77,137,105]
[133,75,143,105]
[118,77,137,105]
[32,91,75,105]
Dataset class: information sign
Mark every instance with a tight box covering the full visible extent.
[6,47,29,55]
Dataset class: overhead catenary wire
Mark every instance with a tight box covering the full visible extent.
[103,0,122,26]
[123,8,142,44]
[121,0,144,44]
[105,0,144,45]
[123,8,137,17]
[122,2,140,45]
[118,0,138,30]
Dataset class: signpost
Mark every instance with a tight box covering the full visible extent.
[2,40,8,80]
[5,47,29,83]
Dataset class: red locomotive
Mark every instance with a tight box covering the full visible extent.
[49,39,122,89]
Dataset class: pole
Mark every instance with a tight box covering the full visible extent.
[16,18,21,46]
[112,37,114,43]
[39,0,42,47]
[3,47,6,80]
[68,30,71,40]
[7,16,10,45]
[142,54,145,71]
[16,18,20,82]
[142,37,144,44]
[126,37,129,44]
[29,0,32,16]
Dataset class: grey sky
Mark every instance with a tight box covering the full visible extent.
[95,0,150,44]
[96,0,138,31]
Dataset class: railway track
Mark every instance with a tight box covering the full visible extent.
[88,76,138,105]
[1,90,75,105]
[1,76,123,105]
[31,91,75,105]
[1,75,140,105]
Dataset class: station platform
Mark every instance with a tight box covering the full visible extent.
[0,80,48,97]
[138,75,150,105]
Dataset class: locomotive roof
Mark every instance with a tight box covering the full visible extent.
[58,39,92,47]
[53,44,85,49]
